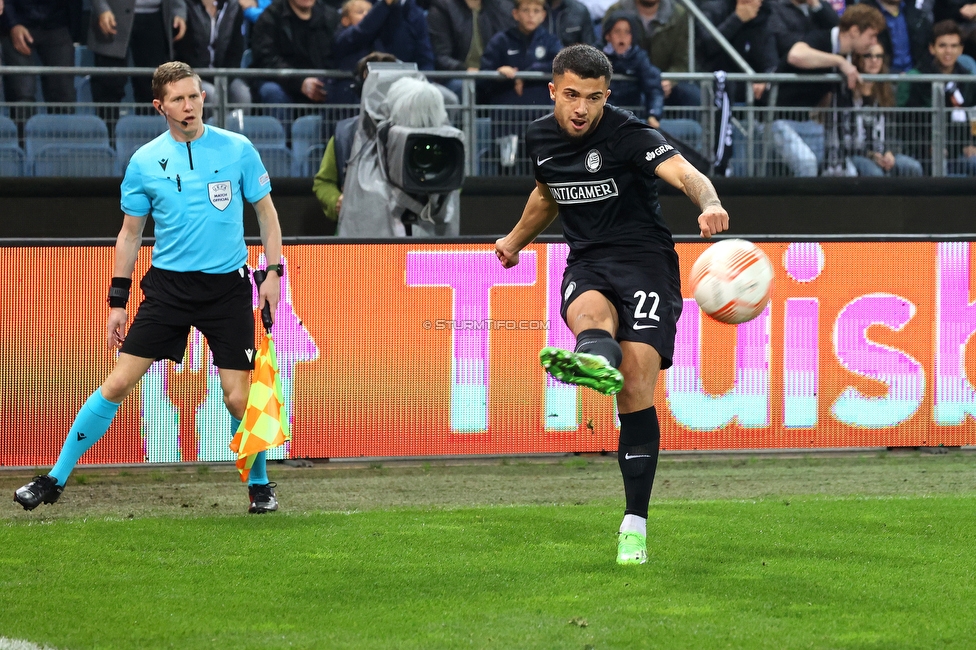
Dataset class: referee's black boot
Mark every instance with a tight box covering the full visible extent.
[14,475,64,511]
[248,482,278,514]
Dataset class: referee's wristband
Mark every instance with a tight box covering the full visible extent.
[266,263,283,276]
[107,277,132,309]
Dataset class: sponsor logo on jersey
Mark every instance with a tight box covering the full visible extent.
[208,181,232,211]
[158,159,168,171]
[584,149,602,173]
[645,144,674,161]
[259,172,270,186]
[546,179,618,204]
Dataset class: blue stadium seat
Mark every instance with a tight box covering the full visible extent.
[767,119,826,176]
[223,115,293,178]
[0,115,26,177]
[787,120,826,166]
[25,114,115,177]
[474,116,493,176]
[728,122,762,177]
[34,144,116,177]
[659,118,704,154]
[115,114,167,173]
[74,44,94,105]
[291,114,325,176]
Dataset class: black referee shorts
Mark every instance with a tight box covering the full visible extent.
[560,250,683,369]
[121,265,256,370]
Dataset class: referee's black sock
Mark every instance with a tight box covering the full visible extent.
[617,406,661,520]
[575,329,622,368]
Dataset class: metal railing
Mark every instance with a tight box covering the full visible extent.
[0,65,973,178]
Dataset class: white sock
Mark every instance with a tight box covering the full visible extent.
[619,514,646,536]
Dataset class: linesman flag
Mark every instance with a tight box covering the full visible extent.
[229,270,290,482]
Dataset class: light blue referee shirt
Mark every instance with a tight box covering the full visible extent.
[121,125,272,274]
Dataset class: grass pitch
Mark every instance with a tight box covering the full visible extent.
[1,452,975,649]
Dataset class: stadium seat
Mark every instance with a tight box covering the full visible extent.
[0,115,26,177]
[115,114,167,173]
[291,114,325,176]
[767,119,826,177]
[728,121,762,177]
[659,118,704,155]
[222,115,293,178]
[25,114,115,177]
[474,116,493,176]
[33,144,116,177]
[74,44,94,105]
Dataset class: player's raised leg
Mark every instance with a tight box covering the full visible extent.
[14,354,155,510]
[614,341,663,565]
[540,290,624,396]
[219,367,277,513]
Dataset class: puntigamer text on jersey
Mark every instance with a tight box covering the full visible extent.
[546,179,619,204]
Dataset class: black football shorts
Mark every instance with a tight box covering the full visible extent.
[559,249,683,369]
[121,265,256,370]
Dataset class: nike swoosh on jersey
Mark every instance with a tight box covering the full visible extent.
[506,49,520,55]
[537,156,554,165]
[633,323,658,330]
[624,453,653,460]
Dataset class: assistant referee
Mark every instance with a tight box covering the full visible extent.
[15,62,286,515]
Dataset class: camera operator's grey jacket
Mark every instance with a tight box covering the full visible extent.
[337,67,461,237]
[87,0,187,59]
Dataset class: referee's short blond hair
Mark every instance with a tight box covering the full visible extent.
[152,61,203,101]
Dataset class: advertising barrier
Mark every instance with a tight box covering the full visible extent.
[2,239,974,467]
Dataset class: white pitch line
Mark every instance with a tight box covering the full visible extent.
[0,638,58,650]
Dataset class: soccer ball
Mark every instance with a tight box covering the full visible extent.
[689,239,773,324]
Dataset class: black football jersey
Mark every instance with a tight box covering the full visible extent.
[526,104,681,260]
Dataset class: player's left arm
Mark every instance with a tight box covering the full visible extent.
[654,155,729,239]
[252,193,283,317]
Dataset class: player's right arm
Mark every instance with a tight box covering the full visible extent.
[495,181,558,268]
[107,214,147,349]
[653,155,729,239]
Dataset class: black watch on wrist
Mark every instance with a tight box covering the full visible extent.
[266,263,283,275]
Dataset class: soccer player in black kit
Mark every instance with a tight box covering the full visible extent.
[495,44,729,565]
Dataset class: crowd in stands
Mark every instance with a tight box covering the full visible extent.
[1,0,976,176]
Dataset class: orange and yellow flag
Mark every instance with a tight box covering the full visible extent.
[229,332,290,482]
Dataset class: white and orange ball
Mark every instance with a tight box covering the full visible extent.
[689,239,773,324]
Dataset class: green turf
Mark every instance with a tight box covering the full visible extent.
[2,493,975,649]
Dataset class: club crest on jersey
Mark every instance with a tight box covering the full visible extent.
[584,149,602,172]
[535,46,546,59]
[208,181,232,211]
[645,144,674,161]
[547,179,618,204]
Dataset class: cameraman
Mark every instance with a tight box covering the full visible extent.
[336,64,464,237]
[313,52,397,223]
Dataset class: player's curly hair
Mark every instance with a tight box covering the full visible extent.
[552,44,613,84]
[152,61,203,101]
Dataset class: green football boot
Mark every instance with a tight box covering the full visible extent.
[616,531,648,565]
[539,347,624,396]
